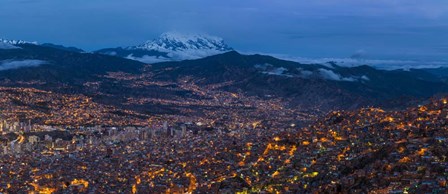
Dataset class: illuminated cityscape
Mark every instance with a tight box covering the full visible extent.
[1,0,448,193]
[0,84,447,193]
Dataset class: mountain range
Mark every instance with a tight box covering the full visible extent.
[95,32,233,63]
[1,33,448,121]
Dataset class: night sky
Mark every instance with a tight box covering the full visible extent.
[1,0,447,61]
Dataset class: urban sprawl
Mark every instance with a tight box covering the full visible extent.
[0,86,447,193]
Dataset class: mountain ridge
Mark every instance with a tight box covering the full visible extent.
[1,41,447,119]
[95,32,233,63]
[132,32,232,52]
[150,51,448,110]
[0,38,38,45]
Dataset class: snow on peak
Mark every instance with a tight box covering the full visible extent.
[0,38,37,45]
[133,32,232,52]
[123,32,233,62]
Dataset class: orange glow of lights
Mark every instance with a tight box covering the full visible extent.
[132,184,137,194]
[289,145,297,156]
[399,157,411,163]
[70,179,89,190]
[417,148,427,156]
[185,172,197,193]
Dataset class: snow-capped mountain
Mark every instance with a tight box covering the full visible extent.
[0,38,37,49]
[133,32,231,52]
[95,32,233,63]
[0,38,37,45]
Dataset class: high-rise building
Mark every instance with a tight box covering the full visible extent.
[181,124,187,137]
[163,121,168,131]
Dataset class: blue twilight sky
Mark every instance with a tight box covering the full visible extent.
[0,0,447,61]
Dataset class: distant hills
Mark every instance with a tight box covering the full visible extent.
[151,51,448,110]
[1,35,448,116]
[40,43,85,53]
[0,43,143,84]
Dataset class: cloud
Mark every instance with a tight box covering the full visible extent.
[326,58,448,71]
[127,50,228,64]
[255,64,368,82]
[316,68,370,82]
[255,64,293,77]
[361,75,370,81]
[263,67,291,77]
[260,52,448,71]
[0,59,47,71]
[167,49,227,61]
[126,54,170,64]
[318,68,356,82]
[0,42,20,49]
